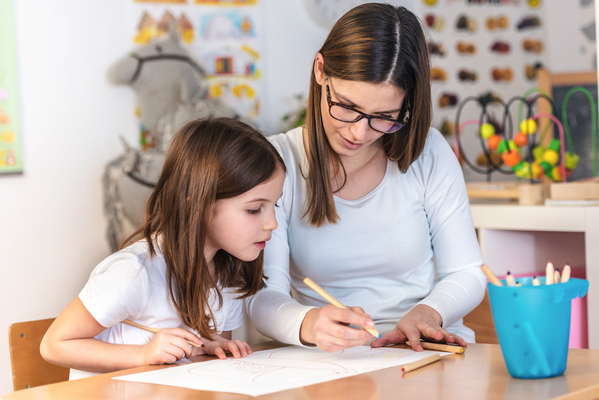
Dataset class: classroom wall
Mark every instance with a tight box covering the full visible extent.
[0,0,588,396]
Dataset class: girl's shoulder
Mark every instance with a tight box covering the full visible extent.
[90,240,161,278]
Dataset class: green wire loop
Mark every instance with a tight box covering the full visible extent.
[562,86,597,176]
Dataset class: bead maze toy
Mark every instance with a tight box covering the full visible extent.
[453,87,596,204]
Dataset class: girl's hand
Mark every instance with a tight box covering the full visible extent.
[192,334,252,360]
[370,305,467,350]
[299,305,375,352]
[140,328,203,365]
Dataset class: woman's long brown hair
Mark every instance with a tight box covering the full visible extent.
[303,4,431,226]
[122,118,285,339]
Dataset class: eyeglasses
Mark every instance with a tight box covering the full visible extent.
[325,77,408,134]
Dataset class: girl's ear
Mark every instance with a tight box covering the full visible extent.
[313,53,326,85]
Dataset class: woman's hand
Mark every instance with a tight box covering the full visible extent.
[192,333,252,360]
[140,328,203,365]
[370,305,467,350]
[299,305,376,352]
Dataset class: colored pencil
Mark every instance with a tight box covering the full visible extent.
[405,340,466,354]
[505,271,516,286]
[122,319,204,348]
[401,353,441,373]
[546,262,555,285]
[532,276,541,286]
[303,277,381,338]
[562,264,571,283]
[481,264,503,286]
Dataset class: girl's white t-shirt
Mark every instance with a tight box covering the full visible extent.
[71,240,243,380]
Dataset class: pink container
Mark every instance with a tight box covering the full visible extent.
[500,267,588,349]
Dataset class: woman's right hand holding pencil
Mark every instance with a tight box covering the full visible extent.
[300,305,376,352]
[140,328,203,365]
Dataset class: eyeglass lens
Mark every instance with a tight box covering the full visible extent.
[329,105,403,133]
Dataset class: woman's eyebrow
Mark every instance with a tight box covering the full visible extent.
[333,87,403,114]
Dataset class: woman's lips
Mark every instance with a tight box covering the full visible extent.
[340,135,362,150]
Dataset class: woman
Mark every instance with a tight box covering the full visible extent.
[247,4,486,352]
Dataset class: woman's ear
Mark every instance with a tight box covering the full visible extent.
[313,53,325,85]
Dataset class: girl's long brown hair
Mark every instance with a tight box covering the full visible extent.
[122,118,285,339]
[303,4,431,226]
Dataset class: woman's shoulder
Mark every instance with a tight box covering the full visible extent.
[412,127,456,165]
[268,126,304,163]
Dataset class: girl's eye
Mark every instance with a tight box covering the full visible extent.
[247,209,261,215]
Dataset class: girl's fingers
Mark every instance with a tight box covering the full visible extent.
[243,342,253,355]
[169,336,193,359]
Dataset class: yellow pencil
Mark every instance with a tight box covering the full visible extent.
[405,340,466,354]
[481,264,503,286]
[401,353,441,373]
[303,277,381,338]
[122,319,204,348]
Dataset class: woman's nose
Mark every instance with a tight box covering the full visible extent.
[350,117,370,141]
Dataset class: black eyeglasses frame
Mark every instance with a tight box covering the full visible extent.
[324,76,408,134]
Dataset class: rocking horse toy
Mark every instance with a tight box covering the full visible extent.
[103,25,238,251]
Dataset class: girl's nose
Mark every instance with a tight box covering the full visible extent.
[265,209,278,231]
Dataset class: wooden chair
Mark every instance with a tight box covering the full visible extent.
[8,318,70,391]
[463,291,499,344]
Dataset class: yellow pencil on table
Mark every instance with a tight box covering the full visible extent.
[401,353,441,373]
[122,319,204,348]
[405,340,465,354]
[303,277,381,338]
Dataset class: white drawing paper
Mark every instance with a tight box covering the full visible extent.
[114,345,451,397]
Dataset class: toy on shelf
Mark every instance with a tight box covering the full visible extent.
[453,90,586,185]
[452,88,599,204]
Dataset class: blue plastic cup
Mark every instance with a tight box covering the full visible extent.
[488,277,589,379]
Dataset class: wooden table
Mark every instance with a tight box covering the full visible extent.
[4,342,599,400]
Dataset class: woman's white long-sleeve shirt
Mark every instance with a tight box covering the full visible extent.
[247,127,486,345]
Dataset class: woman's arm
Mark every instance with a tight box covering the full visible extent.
[372,131,486,350]
[40,297,202,372]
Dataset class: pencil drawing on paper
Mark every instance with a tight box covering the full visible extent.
[115,345,446,397]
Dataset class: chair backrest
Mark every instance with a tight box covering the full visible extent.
[8,318,70,391]
[463,291,499,344]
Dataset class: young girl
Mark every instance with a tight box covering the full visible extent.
[41,117,286,379]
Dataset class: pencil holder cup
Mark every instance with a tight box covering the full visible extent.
[488,277,589,379]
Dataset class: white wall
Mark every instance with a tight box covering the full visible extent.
[0,1,137,394]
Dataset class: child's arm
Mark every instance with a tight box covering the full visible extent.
[192,331,252,360]
[40,297,203,373]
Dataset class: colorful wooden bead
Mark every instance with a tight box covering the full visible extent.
[514,132,528,147]
[520,119,537,135]
[542,149,559,165]
[501,149,521,167]
[487,134,501,151]
[481,123,495,139]
[565,152,580,170]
